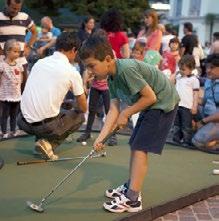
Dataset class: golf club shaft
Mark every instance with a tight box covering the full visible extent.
[40,149,95,205]
[17,152,106,166]
[30,128,118,209]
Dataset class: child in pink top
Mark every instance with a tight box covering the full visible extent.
[0,39,24,139]
[76,70,110,143]
[161,37,181,80]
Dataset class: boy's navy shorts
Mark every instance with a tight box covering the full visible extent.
[129,106,177,154]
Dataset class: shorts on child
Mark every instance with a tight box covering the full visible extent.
[129,106,177,154]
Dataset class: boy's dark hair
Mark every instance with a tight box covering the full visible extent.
[55,32,81,52]
[184,22,193,32]
[169,37,180,46]
[206,53,219,67]
[213,32,219,40]
[100,8,123,32]
[79,36,114,61]
[179,55,196,70]
[7,0,23,5]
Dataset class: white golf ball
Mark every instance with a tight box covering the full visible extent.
[82,141,87,146]
[213,169,219,175]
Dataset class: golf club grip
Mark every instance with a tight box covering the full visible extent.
[101,127,119,144]
[17,159,47,165]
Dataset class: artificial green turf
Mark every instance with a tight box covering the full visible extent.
[0,134,218,221]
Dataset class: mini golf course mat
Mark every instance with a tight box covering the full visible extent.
[0,134,218,221]
[166,140,219,154]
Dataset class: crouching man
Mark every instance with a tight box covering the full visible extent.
[18,32,87,160]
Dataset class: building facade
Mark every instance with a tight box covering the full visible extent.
[169,0,219,45]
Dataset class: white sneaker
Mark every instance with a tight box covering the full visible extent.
[105,184,128,198]
[35,139,58,160]
[2,133,9,139]
[103,193,142,213]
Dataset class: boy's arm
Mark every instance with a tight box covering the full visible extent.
[82,70,94,95]
[191,90,199,114]
[94,99,120,151]
[118,85,157,128]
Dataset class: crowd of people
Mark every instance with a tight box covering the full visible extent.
[0,0,219,214]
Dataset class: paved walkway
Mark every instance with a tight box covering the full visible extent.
[155,195,219,221]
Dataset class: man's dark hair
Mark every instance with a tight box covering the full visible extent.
[165,24,172,34]
[79,35,114,61]
[100,8,123,32]
[213,32,219,40]
[184,22,193,32]
[206,53,219,67]
[179,54,196,70]
[55,32,81,52]
[6,0,23,5]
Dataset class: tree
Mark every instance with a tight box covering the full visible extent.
[25,0,149,34]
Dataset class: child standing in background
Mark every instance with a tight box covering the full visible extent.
[76,70,110,144]
[131,41,146,61]
[0,39,24,139]
[161,37,181,80]
[173,55,200,146]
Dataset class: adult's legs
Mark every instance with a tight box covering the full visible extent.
[192,122,219,148]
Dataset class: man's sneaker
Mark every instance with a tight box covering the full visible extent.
[35,139,58,160]
[105,184,128,198]
[107,134,118,146]
[103,193,142,213]
[2,133,9,139]
[76,133,91,142]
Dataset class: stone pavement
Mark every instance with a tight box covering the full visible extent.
[155,195,219,221]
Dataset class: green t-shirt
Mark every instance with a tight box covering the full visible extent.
[108,59,180,113]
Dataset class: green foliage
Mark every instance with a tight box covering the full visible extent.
[25,0,149,33]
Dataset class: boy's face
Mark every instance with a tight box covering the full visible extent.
[179,64,192,76]
[83,56,111,79]
[206,63,219,79]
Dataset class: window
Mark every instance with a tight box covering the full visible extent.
[189,0,201,16]
[175,0,182,17]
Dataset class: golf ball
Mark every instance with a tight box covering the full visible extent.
[213,169,219,175]
[82,141,87,146]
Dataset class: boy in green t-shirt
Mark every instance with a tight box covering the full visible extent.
[79,36,179,213]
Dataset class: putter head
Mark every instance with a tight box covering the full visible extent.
[26,201,44,213]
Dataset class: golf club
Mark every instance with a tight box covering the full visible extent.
[26,127,119,213]
[17,152,106,166]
